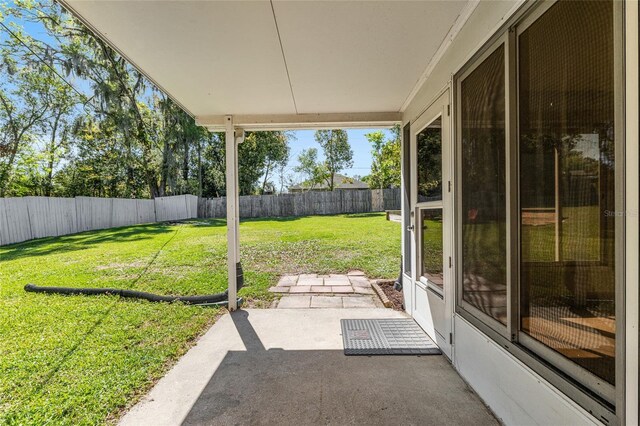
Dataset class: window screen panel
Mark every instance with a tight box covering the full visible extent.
[518,0,616,385]
[460,45,507,325]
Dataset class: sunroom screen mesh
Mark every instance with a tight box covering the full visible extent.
[460,45,507,325]
[518,0,616,385]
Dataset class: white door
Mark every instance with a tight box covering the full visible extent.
[409,90,453,358]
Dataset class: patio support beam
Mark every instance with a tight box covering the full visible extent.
[196,112,402,131]
[225,115,239,311]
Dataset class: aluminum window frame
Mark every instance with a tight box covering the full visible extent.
[455,33,511,339]
[452,0,625,422]
[513,0,619,406]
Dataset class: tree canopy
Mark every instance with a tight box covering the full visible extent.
[0,0,292,198]
[314,129,353,191]
[293,129,355,191]
[364,125,400,189]
[293,147,325,190]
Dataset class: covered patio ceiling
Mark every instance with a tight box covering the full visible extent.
[60,0,476,130]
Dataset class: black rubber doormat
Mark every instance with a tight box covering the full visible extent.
[341,319,441,356]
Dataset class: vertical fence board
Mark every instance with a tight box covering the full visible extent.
[75,196,87,232]
[197,198,206,218]
[383,188,400,210]
[0,198,9,245]
[186,195,198,218]
[25,197,54,239]
[76,197,113,232]
[287,194,294,217]
[111,199,138,227]
[155,195,189,222]
[135,199,156,224]
[220,198,227,219]
[371,189,382,211]
[4,198,33,244]
[154,197,169,222]
[50,197,77,236]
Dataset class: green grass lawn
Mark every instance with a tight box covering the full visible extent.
[0,213,400,425]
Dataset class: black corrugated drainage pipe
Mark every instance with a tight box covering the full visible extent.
[25,262,246,307]
[25,284,243,307]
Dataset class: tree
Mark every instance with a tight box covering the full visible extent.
[198,131,292,197]
[238,131,291,195]
[314,129,353,190]
[1,1,203,198]
[258,132,290,194]
[276,161,293,194]
[0,49,58,196]
[42,78,77,196]
[293,148,325,191]
[199,132,226,198]
[0,1,293,200]
[365,125,400,189]
[9,0,167,197]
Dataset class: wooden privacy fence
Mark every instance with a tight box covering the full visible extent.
[0,190,400,246]
[0,195,197,246]
[198,188,401,219]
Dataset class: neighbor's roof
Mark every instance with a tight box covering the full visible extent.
[290,174,369,191]
[60,1,476,130]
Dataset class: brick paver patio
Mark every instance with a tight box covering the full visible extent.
[270,271,382,309]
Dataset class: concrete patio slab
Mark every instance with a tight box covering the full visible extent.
[349,276,371,287]
[119,309,498,426]
[325,276,350,286]
[277,275,298,286]
[310,295,343,308]
[289,285,312,293]
[268,273,377,297]
[297,277,324,286]
[277,296,311,308]
[353,286,375,295]
[342,296,378,308]
[298,273,318,279]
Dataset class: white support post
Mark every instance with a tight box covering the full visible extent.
[234,129,243,261]
[225,115,238,311]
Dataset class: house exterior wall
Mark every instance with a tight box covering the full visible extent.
[402,1,639,424]
[455,315,601,426]
[403,1,520,126]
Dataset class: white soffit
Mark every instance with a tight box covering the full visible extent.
[64,0,295,116]
[272,0,467,114]
[62,0,469,125]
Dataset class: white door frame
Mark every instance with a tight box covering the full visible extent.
[409,89,453,358]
